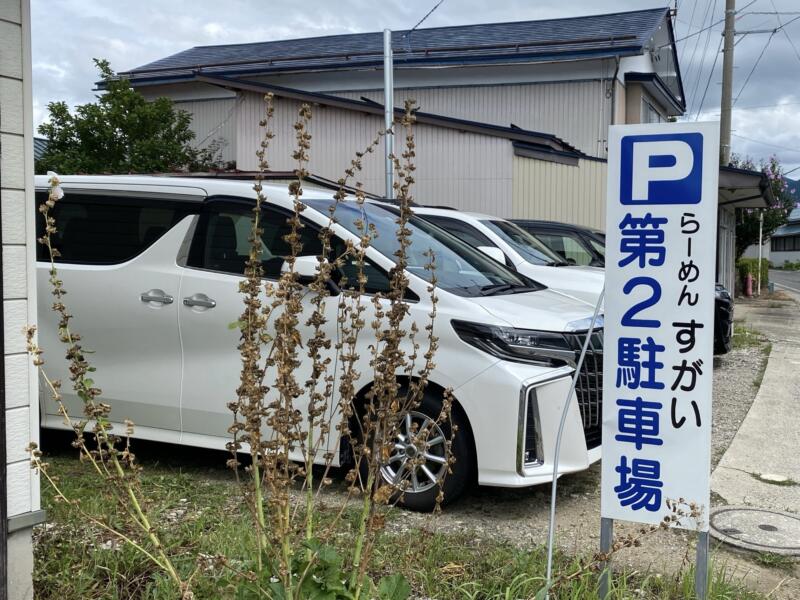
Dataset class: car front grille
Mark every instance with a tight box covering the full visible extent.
[565,329,604,450]
[523,389,542,465]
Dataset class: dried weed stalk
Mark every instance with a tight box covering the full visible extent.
[28,95,452,599]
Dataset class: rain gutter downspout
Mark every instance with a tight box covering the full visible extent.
[609,56,621,126]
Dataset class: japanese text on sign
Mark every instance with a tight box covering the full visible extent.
[602,124,720,531]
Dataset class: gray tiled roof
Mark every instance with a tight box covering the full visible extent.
[773,207,800,237]
[122,7,669,82]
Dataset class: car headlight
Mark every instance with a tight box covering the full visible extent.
[451,320,577,367]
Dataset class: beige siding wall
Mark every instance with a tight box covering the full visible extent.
[335,80,612,158]
[174,97,238,165]
[2,1,38,598]
[718,206,736,293]
[236,92,513,215]
[2,0,38,519]
[512,155,608,230]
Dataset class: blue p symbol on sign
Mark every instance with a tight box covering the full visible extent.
[620,133,703,205]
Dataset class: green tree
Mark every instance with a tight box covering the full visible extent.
[37,59,217,174]
[733,154,796,260]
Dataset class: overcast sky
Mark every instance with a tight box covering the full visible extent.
[30,0,800,175]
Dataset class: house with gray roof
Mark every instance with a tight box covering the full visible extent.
[116,6,772,293]
[117,7,684,224]
[769,207,800,266]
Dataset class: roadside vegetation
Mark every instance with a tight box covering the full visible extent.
[34,448,769,600]
[28,98,780,599]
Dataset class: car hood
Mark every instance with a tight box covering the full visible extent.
[473,287,600,332]
[515,263,605,306]
[566,265,605,276]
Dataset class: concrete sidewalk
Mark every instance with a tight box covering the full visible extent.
[711,291,800,512]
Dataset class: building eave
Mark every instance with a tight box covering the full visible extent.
[109,47,644,90]
[718,165,774,208]
[624,71,686,115]
[191,73,585,155]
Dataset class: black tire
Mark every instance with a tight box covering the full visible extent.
[358,389,473,512]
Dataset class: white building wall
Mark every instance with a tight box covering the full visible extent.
[1,0,39,598]
[769,250,800,266]
[173,97,239,165]
[741,241,770,261]
[236,92,513,215]
[335,79,612,158]
[717,206,736,294]
[512,155,608,229]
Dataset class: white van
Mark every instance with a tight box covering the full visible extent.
[35,176,603,509]
[410,206,605,306]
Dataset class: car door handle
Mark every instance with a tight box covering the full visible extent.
[183,293,216,309]
[140,289,174,304]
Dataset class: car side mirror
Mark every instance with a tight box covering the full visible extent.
[281,255,340,295]
[477,246,506,264]
[565,257,577,266]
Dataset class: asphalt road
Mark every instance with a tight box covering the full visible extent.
[770,269,800,296]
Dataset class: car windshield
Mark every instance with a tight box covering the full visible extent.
[480,220,565,266]
[589,237,605,258]
[303,200,543,297]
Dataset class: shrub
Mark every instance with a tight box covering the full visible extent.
[736,258,769,289]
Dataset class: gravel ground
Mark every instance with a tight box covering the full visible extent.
[374,341,800,598]
[711,345,769,469]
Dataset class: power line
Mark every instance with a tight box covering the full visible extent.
[771,0,800,66]
[670,0,758,48]
[682,0,717,93]
[711,101,800,111]
[695,36,724,120]
[679,0,700,64]
[408,0,445,33]
[733,29,776,106]
[666,0,762,51]
[687,0,720,114]
[732,133,800,153]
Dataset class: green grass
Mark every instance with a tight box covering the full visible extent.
[33,439,772,600]
[753,552,798,572]
[731,323,765,351]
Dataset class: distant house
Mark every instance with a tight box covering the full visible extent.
[1,0,43,599]
[114,6,770,293]
[768,207,800,266]
[32,137,47,162]
[117,7,685,226]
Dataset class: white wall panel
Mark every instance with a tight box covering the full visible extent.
[235,92,513,215]
[174,97,239,164]
[336,80,612,158]
[512,156,608,230]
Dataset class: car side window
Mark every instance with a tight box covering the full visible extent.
[423,215,495,248]
[328,236,419,300]
[538,233,593,266]
[188,204,324,277]
[35,192,193,265]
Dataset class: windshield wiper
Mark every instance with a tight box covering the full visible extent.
[479,283,538,296]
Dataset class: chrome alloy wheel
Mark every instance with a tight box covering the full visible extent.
[380,411,449,493]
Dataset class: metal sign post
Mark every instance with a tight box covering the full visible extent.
[600,122,720,599]
[383,28,394,200]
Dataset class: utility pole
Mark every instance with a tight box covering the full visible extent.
[719,0,736,166]
[383,29,395,199]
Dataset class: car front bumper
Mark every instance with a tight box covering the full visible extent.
[454,360,601,488]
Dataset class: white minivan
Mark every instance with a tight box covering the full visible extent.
[35,176,603,510]
[410,206,605,306]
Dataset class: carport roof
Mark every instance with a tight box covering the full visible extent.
[718,165,774,209]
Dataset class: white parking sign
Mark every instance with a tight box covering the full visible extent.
[601,122,720,531]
